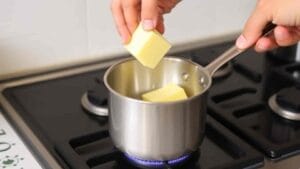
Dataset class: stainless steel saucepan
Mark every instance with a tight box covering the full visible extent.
[103,46,241,161]
[101,24,276,161]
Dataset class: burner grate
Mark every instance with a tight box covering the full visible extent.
[207,53,300,159]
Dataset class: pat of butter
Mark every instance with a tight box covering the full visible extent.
[142,83,188,102]
[125,24,171,69]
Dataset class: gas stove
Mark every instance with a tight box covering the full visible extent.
[0,41,299,169]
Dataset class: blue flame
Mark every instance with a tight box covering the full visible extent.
[124,153,191,168]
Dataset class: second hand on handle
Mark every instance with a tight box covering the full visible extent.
[205,23,276,77]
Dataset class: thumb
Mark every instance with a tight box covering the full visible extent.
[236,5,271,49]
[141,0,158,31]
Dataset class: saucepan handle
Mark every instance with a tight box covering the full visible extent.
[205,23,276,77]
[205,46,243,77]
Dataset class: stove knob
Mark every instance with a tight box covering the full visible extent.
[276,86,300,113]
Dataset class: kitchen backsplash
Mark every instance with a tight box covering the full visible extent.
[0,0,255,80]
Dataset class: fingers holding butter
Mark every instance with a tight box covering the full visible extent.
[111,0,180,44]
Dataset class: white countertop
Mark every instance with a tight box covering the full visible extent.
[0,0,256,80]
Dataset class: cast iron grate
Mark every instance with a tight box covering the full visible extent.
[205,51,300,159]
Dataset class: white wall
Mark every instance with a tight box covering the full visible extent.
[0,0,256,80]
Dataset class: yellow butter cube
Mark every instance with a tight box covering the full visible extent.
[125,24,171,69]
[142,83,188,102]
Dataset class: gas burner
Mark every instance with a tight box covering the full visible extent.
[81,91,108,116]
[269,87,300,121]
[124,153,191,168]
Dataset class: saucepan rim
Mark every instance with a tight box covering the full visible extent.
[103,56,212,105]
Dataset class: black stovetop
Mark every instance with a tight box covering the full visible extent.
[191,42,300,159]
[2,42,300,169]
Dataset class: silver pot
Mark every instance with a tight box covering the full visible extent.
[103,45,244,161]
[104,57,209,161]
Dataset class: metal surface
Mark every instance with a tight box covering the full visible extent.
[104,57,208,161]
[268,94,300,121]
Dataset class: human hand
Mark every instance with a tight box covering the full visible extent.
[236,0,300,52]
[111,0,180,44]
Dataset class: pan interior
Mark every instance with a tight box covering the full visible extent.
[105,57,211,100]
